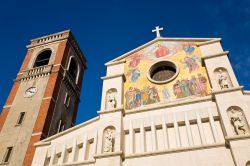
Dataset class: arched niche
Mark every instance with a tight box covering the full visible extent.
[33,49,52,68]
[214,67,232,89]
[227,106,250,135]
[67,56,79,84]
[246,160,250,166]
[105,88,117,110]
[102,126,116,153]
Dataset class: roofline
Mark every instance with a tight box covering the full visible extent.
[105,37,221,65]
[30,29,71,42]
[35,116,100,145]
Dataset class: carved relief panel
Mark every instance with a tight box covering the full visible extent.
[105,88,117,110]
[103,126,115,153]
[214,68,232,90]
[227,106,250,135]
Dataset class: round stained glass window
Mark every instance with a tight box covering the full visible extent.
[147,60,179,84]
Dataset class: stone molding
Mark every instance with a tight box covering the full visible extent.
[125,96,212,115]
[201,51,229,65]
[93,151,123,159]
[97,106,125,115]
[101,73,126,81]
[105,59,126,66]
[196,38,222,47]
[125,143,225,159]
[212,86,243,96]
[225,134,250,141]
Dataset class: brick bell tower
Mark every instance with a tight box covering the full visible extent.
[0,30,86,166]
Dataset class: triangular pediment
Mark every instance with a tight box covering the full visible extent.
[111,37,220,110]
[106,37,220,65]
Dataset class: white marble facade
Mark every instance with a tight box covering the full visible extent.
[32,37,250,166]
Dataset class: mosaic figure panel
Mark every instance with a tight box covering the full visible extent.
[124,41,211,110]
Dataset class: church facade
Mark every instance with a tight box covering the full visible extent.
[1,28,250,166]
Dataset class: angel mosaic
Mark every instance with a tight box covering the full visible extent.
[126,68,140,82]
[182,43,195,54]
[181,55,201,73]
[129,53,142,68]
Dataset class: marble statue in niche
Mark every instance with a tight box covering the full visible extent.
[218,69,230,89]
[103,128,114,153]
[106,89,117,110]
[228,107,250,135]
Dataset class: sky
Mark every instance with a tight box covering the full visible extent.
[0,0,249,124]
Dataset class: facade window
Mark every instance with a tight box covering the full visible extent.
[68,58,78,82]
[64,93,71,108]
[33,50,52,68]
[2,147,13,163]
[16,112,25,125]
[57,120,65,133]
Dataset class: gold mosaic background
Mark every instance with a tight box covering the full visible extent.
[124,41,211,110]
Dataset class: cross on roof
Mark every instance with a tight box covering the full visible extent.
[152,26,163,38]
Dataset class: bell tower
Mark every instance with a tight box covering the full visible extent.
[0,30,86,166]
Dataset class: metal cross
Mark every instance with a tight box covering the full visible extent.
[152,26,163,38]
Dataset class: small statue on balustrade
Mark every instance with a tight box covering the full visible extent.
[218,69,230,89]
[106,89,117,110]
[228,108,249,135]
[103,129,114,152]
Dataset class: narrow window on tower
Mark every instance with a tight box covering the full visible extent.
[57,120,65,133]
[16,112,25,125]
[2,147,13,163]
[64,93,70,108]
[68,58,78,83]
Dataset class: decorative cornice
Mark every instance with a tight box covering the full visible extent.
[225,134,250,141]
[94,151,123,159]
[105,59,126,67]
[101,74,126,81]
[125,143,225,159]
[202,51,229,61]
[27,37,68,49]
[212,86,243,96]
[196,38,222,47]
[97,106,125,116]
[125,96,212,115]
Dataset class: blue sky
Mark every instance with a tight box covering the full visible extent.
[0,0,249,124]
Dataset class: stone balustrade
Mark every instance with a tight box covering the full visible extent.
[21,65,52,81]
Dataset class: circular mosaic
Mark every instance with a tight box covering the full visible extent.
[147,60,179,84]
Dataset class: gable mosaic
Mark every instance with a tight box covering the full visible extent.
[124,41,211,110]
